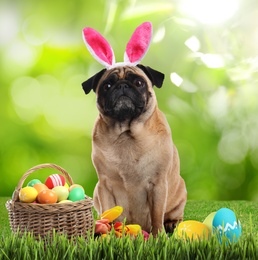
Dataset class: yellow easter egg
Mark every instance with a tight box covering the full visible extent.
[52,186,69,202]
[19,187,38,203]
[59,200,73,203]
[176,220,210,240]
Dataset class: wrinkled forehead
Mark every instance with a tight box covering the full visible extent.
[103,66,145,80]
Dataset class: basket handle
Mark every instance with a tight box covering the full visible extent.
[12,163,74,203]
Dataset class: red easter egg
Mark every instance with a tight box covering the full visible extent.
[37,190,58,204]
[45,174,65,189]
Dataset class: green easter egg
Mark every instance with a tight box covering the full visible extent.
[52,186,69,202]
[68,187,85,202]
[27,179,42,187]
[203,212,217,233]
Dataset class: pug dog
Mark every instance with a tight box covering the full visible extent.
[81,22,187,235]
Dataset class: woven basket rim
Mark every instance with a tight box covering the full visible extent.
[6,196,93,214]
[7,196,93,207]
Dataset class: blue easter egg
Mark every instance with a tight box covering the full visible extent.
[212,208,242,243]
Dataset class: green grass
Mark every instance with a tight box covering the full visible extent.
[1,198,258,259]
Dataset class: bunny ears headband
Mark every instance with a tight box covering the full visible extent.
[82,22,152,69]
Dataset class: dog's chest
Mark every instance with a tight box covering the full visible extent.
[98,132,158,182]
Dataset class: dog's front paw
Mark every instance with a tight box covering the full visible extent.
[151,225,164,237]
[164,219,182,233]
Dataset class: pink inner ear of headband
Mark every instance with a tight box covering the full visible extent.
[82,22,152,69]
[124,21,152,65]
[82,28,115,67]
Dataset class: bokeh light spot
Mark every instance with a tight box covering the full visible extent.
[179,0,239,25]
[218,130,249,164]
[0,7,19,46]
[185,36,200,52]
[201,54,224,68]
[170,72,183,87]
[22,15,51,46]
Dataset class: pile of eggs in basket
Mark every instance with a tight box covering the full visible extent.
[18,174,85,204]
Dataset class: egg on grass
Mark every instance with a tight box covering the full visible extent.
[212,208,242,243]
[176,220,210,240]
[203,211,217,233]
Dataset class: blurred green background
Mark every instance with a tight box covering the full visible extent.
[1,0,258,201]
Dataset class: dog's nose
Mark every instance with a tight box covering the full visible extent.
[118,83,129,90]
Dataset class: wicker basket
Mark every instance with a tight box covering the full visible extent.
[6,163,94,239]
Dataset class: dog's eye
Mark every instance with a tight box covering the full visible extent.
[103,83,112,91]
[134,79,145,88]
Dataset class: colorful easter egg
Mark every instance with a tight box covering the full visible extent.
[45,174,65,189]
[27,179,41,187]
[176,220,209,240]
[52,186,69,202]
[203,212,217,233]
[37,189,58,204]
[59,200,73,203]
[19,187,38,203]
[33,183,49,194]
[68,187,85,202]
[64,182,69,189]
[69,184,85,193]
[212,208,242,243]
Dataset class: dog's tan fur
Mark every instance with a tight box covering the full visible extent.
[91,66,187,235]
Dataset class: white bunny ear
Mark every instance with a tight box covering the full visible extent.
[82,27,115,68]
[124,22,152,66]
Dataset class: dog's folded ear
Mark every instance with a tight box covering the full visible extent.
[137,64,165,88]
[82,69,106,94]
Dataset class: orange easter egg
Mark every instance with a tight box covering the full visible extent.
[33,183,49,194]
[37,189,58,204]
[69,184,85,193]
